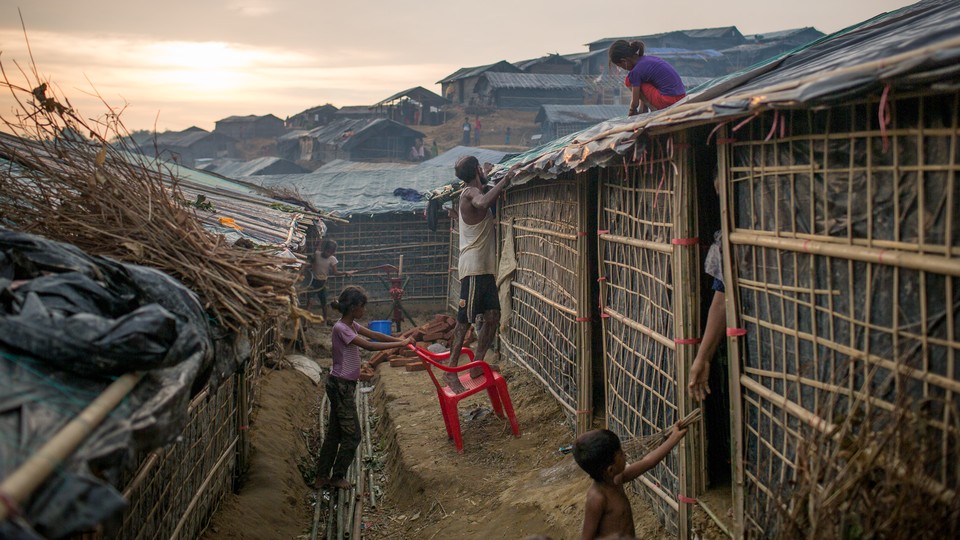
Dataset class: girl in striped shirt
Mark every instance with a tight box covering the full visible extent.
[315,286,412,489]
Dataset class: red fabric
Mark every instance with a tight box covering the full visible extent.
[639,82,685,110]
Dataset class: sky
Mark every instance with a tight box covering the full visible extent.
[0,0,918,133]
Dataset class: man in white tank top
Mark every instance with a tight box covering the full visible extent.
[446,156,510,393]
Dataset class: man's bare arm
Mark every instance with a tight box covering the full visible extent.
[470,175,510,210]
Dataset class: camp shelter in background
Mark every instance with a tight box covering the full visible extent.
[199,156,310,177]
[134,126,237,167]
[473,72,589,110]
[276,117,425,164]
[486,0,960,537]
[438,60,523,105]
[214,114,286,140]
[372,86,450,126]
[535,104,624,142]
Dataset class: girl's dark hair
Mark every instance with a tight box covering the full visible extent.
[454,155,480,182]
[320,239,337,253]
[573,429,622,482]
[331,285,367,315]
[608,40,645,64]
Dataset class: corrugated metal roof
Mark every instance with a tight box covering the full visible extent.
[200,157,309,178]
[374,86,449,107]
[481,72,588,90]
[437,60,522,84]
[215,114,282,124]
[586,26,743,47]
[496,0,960,186]
[535,105,625,125]
[155,129,232,148]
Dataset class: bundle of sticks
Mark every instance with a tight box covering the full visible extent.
[621,408,702,459]
[0,63,297,334]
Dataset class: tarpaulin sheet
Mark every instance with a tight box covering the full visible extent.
[0,229,214,539]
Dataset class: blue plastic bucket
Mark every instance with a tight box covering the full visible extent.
[368,320,392,340]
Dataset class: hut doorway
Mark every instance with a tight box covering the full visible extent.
[693,127,733,512]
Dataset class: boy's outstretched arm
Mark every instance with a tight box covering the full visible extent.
[618,424,687,484]
[580,489,604,540]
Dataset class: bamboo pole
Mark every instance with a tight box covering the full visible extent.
[728,231,960,277]
[170,437,239,540]
[576,176,593,435]
[599,233,675,254]
[0,372,143,521]
[717,126,746,538]
[671,132,698,540]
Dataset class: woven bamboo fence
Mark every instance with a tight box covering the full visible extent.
[721,89,960,537]
[70,327,271,540]
[498,174,594,433]
[597,132,704,537]
[324,213,451,308]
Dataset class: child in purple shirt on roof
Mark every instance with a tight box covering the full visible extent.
[314,286,413,489]
[608,40,686,115]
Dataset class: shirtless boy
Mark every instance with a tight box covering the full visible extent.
[573,425,687,539]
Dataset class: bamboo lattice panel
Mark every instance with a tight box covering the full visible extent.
[727,92,960,536]
[500,177,583,415]
[599,137,681,533]
[326,214,451,304]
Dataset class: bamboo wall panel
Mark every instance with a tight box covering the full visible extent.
[599,135,682,534]
[726,92,960,536]
[326,214,451,305]
[500,177,583,418]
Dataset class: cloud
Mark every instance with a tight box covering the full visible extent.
[225,0,278,17]
[0,29,452,132]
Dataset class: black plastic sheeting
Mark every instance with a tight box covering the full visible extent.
[0,229,219,539]
[495,0,960,186]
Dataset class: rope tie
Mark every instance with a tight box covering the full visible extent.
[727,327,748,337]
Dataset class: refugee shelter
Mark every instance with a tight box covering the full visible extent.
[240,162,459,312]
[136,127,237,168]
[486,1,960,537]
[372,86,450,126]
[214,114,286,140]
[0,131,304,539]
[199,156,310,177]
[535,104,624,141]
[286,104,339,130]
[438,60,523,104]
[473,72,588,110]
[277,118,425,164]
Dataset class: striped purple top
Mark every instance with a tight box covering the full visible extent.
[331,320,362,380]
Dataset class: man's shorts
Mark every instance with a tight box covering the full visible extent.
[310,279,328,306]
[457,274,500,324]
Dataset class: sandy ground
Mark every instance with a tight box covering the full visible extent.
[205,319,688,539]
[203,368,315,539]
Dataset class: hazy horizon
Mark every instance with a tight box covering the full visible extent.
[0,0,918,133]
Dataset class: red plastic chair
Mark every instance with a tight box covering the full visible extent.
[407,344,521,452]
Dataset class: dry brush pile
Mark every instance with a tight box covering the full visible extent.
[0,60,297,334]
[776,375,960,540]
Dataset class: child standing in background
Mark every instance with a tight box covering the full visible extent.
[573,424,687,539]
[608,40,686,115]
[312,239,354,325]
[314,286,413,489]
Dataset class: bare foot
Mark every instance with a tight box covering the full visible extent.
[444,372,467,394]
[469,364,500,379]
[329,478,351,489]
[313,476,330,489]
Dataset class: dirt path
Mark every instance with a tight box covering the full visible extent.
[363,358,671,540]
[204,368,315,539]
[204,319,679,539]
